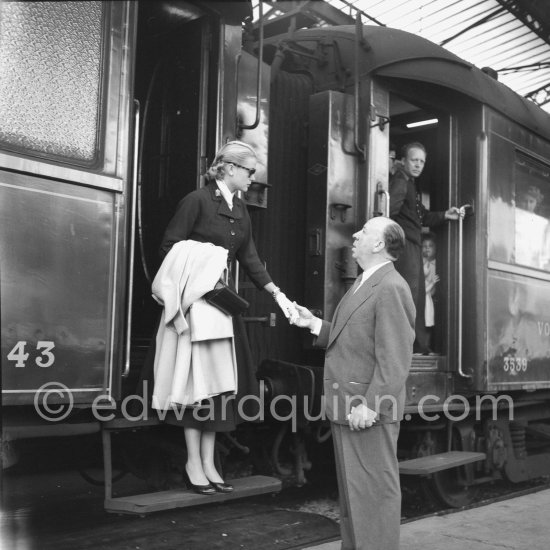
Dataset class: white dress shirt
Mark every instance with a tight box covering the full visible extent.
[216,179,234,210]
[310,261,391,335]
[354,261,391,293]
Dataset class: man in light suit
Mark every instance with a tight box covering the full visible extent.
[293,216,415,550]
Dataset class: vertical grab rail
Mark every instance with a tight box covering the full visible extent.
[236,2,264,286]
[457,204,472,378]
[354,12,366,160]
[123,100,140,378]
[376,185,390,217]
[239,1,264,131]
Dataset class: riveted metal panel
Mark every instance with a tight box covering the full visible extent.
[0,1,135,407]
[305,91,359,321]
[1,171,118,404]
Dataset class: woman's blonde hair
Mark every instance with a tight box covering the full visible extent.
[206,140,257,180]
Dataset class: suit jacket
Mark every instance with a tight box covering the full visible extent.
[316,262,415,425]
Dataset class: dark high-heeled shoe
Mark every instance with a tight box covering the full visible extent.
[182,467,216,495]
[207,479,234,493]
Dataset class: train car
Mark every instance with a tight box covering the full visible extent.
[255,8,550,507]
[2,0,550,511]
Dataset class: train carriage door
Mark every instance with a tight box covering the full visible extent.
[382,82,480,378]
[303,77,391,322]
[130,5,214,352]
[369,75,483,389]
[305,91,362,322]
[130,3,251,365]
[367,77,452,369]
[366,78,391,218]
[0,2,135,410]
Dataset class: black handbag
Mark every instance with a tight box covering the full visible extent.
[204,280,250,316]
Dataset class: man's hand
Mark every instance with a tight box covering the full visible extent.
[291,303,319,330]
[347,404,378,431]
[459,205,470,218]
[444,206,461,220]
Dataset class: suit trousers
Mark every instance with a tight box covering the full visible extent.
[331,422,401,550]
[394,239,429,352]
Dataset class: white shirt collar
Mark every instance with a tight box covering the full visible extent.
[354,261,391,292]
[216,179,234,209]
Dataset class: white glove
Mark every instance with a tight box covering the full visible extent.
[275,292,299,324]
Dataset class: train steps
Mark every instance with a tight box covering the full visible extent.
[104,475,282,516]
[101,417,281,516]
[398,451,486,475]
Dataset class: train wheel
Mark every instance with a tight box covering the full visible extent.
[422,432,480,508]
[79,465,127,486]
[271,423,293,477]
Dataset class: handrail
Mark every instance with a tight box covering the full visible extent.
[457,203,472,378]
[353,12,366,160]
[123,100,140,378]
[137,60,162,285]
[381,188,390,217]
[240,1,264,131]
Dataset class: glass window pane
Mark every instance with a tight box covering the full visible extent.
[514,154,550,270]
[488,135,515,263]
[0,1,104,162]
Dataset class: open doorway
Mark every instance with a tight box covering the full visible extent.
[127,3,215,379]
[388,93,451,356]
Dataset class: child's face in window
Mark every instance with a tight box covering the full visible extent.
[422,239,436,260]
[519,195,538,213]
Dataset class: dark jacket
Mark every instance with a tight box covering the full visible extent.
[160,181,272,289]
[389,167,445,246]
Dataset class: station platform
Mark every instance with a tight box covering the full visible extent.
[303,487,550,550]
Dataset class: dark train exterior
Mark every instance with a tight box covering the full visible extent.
[2,0,550,507]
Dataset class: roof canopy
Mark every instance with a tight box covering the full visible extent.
[286,24,550,140]
[256,0,550,113]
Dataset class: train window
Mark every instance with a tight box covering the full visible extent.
[0,1,104,163]
[513,153,550,271]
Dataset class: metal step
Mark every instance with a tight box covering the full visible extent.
[399,451,486,475]
[411,353,446,370]
[104,475,282,515]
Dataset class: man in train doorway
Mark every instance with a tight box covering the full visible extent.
[291,216,415,550]
[389,141,462,354]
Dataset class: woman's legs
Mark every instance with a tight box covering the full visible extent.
[184,427,225,484]
[200,431,224,483]
[183,426,210,485]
